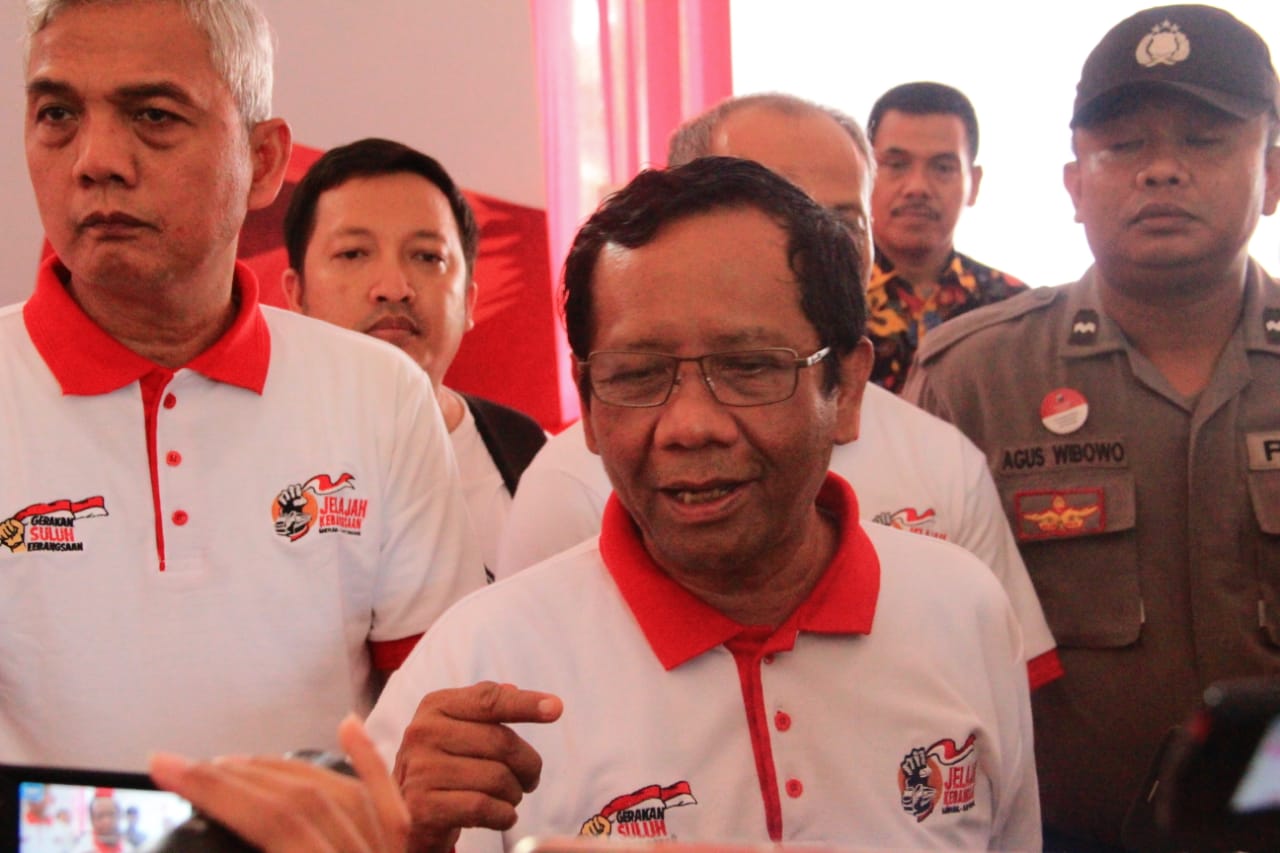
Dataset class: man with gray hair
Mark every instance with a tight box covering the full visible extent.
[497,91,1060,691]
[0,0,481,771]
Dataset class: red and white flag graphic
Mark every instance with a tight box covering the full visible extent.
[13,496,107,522]
[599,782,696,818]
[304,474,355,496]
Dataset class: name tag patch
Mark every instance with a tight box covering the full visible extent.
[1246,432,1280,471]
[1014,489,1105,540]
[999,439,1127,473]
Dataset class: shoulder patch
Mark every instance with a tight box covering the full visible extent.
[1264,308,1280,345]
[914,287,1063,365]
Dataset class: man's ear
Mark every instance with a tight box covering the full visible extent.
[1263,143,1280,217]
[573,358,601,456]
[967,163,983,207]
[833,337,874,445]
[281,268,304,313]
[246,118,293,212]
[1063,160,1084,223]
[464,277,479,332]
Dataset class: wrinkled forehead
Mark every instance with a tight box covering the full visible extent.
[27,0,201,60]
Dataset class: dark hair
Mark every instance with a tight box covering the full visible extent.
[867,81,980,161]
[283,137,479,277]
[562,157,866,396]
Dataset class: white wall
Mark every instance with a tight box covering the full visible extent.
[732,0,1280,288]
[0,2,42,307]
[0,0,545,306]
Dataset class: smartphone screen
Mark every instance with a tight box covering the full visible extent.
[4,767,192,853]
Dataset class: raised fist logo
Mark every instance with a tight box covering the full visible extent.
[899,747,937,821]
[579,814,611,837]
[0,517,26,553]
[273,484,314,541]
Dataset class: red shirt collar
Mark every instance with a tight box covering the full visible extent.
[600,472,881,670]
[22,255,271,395]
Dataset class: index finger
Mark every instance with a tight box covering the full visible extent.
[339,714,409,848]
[430,682,563,725]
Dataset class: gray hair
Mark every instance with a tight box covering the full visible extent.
[667,92,875,183]
[25,0,275,125]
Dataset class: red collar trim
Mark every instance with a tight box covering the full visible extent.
[601,472,881,670]
[22,255,271,395]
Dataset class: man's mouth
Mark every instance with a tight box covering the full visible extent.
[1132,203,1194,225]
[77,211,152,235]
[365,315,420,336]
[670,484,737,505]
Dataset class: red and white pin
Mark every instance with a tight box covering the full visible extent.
[1040,388,1088,435]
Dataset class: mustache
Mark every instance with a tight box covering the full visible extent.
[361,305,424,334]
[890,204,940,220]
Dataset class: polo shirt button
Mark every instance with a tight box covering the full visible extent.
[762,654,775,665]
[785,778,803,798]
[166,451,182,466]
[774,711,791,732]
[172,510,189,526]
[163,393,177,409]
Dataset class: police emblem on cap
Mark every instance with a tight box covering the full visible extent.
[1136,20,1190,68]
[1265,308,1280,345]
[1068,309,1099,345]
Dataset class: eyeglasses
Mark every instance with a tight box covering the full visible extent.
[585,346,831,408]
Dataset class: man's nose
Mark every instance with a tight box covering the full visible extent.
[1137,141,1190,188]
[73,113,138,189]
[368,260,414,302]
[901,161,933,196]
[653,360,739,449]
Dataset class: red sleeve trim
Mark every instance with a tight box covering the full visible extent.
[1027,649,1065,690]
[370,635,423,672]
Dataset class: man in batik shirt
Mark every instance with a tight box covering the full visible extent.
[866,82,1027,392]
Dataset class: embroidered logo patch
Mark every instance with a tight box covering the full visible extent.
[1,496,107,554]
[1135,20,1190,67]
[899,735,978,823]
[872,507,946,540]
[1015,489,1105,540]
[271,473,365,541]
[579,781,697,839]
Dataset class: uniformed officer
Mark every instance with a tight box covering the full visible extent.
[904,5,1280,850]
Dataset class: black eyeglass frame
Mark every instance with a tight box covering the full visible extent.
[584,346,832,408]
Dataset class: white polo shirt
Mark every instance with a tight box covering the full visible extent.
[370,474,1041,852]
[495,383,1060,687]
[0,258,484,771]
[449,403,511,573]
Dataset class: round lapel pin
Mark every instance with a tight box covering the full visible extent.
[1041,388,1088,435]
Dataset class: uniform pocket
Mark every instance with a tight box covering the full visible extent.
[1247,470,1280,646]
[998,469,1140,648]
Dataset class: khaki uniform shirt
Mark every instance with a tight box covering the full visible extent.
[903,262,1280,848]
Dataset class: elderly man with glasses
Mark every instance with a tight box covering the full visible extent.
[358,157,1040,853]
[150,157,1040,853]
